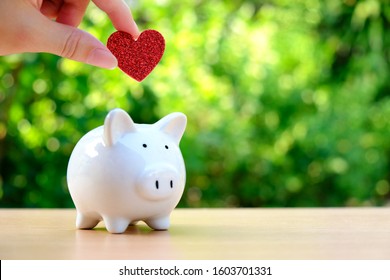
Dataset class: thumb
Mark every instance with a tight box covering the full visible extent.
[30,16,117,69]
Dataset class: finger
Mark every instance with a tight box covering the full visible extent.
[55,0,90,27]
[40,0,62,19]
[30,15,117,69]
[93,0,140,38]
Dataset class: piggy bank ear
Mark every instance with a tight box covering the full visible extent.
[103,108,136,147]
[156,112,187,144]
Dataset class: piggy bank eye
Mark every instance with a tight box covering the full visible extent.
[143,144,147,148]
[165,145,169,149]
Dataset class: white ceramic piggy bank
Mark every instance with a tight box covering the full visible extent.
[67,108,187,233]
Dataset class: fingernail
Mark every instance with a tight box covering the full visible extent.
[86,48,117,69]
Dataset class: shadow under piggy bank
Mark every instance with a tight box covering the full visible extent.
[74,223,182,259]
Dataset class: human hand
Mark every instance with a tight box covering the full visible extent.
[0,0,140,69]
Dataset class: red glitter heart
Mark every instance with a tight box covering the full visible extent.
[107,30,165,82]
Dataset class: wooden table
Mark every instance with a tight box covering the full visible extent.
[1,208,389,260]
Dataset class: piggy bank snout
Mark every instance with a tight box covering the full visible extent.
[136,164,182,201]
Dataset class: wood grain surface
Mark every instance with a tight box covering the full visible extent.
[1,208,389,259]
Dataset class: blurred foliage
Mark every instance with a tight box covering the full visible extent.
[0,0,389,208]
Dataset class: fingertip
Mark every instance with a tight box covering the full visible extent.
[93,0,140,38]
[86,48,118,69]
[113,18,140,39]
[130,21,141,39]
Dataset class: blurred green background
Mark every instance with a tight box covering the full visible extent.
[0,0,389,208]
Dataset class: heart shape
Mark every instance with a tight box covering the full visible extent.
[107,30,165,82]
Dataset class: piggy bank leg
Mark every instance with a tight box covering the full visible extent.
[76,212,100,229]
[145,216,170,230]
[103,216,130,234]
